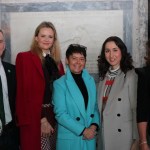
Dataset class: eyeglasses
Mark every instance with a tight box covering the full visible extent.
[70,44,87,50]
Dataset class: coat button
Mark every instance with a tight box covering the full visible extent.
[90,114,94,118]
[76,117,80,121]
[118,129,121,132]
[118,98,121,101]
[117,114,121,117]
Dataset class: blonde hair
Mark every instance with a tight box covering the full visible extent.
[30,21,61,64]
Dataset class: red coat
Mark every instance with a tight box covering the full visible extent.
[16,51,64,150]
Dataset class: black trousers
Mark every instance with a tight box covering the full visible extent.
[0,122,20,150]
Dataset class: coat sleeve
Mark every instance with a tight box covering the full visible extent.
[16,53,30,125]
[136,68,149,123]
[128,69,138,139]
[58,61,65,76]
[93,100,100,127]
[90,78,100,127]
[52,80,85,136]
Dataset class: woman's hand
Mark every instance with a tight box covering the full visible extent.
[139,143,150,150]
[41,117,54,137]
[130,139,139,150]
[83,125,97,140]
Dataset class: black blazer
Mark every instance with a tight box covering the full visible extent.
[0,61,19,149]
[136,67,150,133]
[2,61,16,125]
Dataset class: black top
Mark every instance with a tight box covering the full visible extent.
[41,55,60,127]
[136,67,150,134]
[71,72,88,109]
[71,72,99,135]
[1,61,19,148]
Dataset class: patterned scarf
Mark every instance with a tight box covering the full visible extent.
[102,66,120,111]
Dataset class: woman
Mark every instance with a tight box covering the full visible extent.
[97,36,138,150]
[52,44,100,150]
[16,21,64,150]
[136,39,150,150]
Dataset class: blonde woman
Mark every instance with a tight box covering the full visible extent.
[16,21,64,150]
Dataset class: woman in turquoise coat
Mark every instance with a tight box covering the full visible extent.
[52,44,100,150]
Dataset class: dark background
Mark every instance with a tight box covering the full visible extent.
[148,0,150,39]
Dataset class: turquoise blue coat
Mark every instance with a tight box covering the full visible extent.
[52,68,100,150]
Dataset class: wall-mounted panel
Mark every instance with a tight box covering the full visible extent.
[10,10,123,73]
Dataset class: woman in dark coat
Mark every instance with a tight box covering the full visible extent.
[137,39,150,150]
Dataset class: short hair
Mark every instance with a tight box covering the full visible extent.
[66,44,87,59]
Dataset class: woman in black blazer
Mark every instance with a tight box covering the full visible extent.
[137,39,150,150]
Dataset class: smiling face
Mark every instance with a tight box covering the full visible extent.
[66,53,86,74]
[0,31,5,57]
[104,41,122,70]
[35,27,55,51]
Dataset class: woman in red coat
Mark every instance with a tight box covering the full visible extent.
[16,21,64,150]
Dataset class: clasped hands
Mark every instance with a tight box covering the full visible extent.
[41,117,54,137]
[83,125,97,140]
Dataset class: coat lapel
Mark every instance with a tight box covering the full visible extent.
[97,78,106,112]
[2,62,11,83]
[65,69,86,119]
[2,62,11,94]
[84,76,95,117]
[104,71,125,111]
[31,53,44,79]
[2,62,14,114]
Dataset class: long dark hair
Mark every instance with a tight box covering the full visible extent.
[97,36,133,80]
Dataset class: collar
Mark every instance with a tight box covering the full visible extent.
[42,51,50,57]
[107,66,120,78]
[109,66,120,72]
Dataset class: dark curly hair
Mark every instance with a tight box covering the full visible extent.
[66,44,87,59]
[97,36,134,80]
